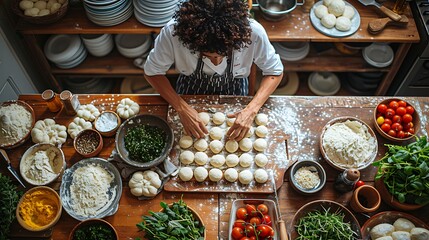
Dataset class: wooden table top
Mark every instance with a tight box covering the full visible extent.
[2,94,429,240]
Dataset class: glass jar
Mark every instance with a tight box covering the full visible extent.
[59,90,80,115]
[334,168,360,193]
[41,89,62,112]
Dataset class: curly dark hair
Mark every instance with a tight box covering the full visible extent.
[173,0,252,56]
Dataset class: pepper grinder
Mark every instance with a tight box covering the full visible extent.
[334,168,360,193]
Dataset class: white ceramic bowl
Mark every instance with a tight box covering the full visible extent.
[308,72,340,96]
[363,43,394,68]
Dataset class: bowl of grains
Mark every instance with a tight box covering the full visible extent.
[289,160,326,194]
[0,100,35,149]
[320,116,378,171]
[94,111,121,137]
[73,129,103,158]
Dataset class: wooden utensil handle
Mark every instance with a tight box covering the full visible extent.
[368,18,391,32]
[379,5,402,21]
[279,220,289,240]
[0,149,10,164]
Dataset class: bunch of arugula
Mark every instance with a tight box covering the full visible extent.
[0,173,23,240]
[136,199,205,240]
[373,136,429,205]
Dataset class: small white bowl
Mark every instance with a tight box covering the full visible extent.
[308,72,340,96]
[363,43,394,68]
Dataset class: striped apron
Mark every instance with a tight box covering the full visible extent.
[176,52,248,95]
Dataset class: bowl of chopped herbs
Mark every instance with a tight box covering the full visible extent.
[69,218,118,240]
[290,200,362,240]
[115,114,174,169]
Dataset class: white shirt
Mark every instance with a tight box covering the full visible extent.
[144,19,284,78]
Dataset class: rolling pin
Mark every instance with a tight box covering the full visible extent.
[368,15,409,34]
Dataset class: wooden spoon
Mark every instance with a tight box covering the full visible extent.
[368,15,409,34]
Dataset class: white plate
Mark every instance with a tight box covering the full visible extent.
[308,72,341,96]
[273,42,310,62]
[362,43,394,68]
[44,35,82,63]
[309,1,360,38]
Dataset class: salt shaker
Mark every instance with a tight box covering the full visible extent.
[334,168,360,193]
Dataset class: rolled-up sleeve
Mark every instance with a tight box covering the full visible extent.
[251,20,284,76]
[143,23,175,76]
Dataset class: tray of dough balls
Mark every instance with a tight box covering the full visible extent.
[310,0,360,37]
[164,104,290,193]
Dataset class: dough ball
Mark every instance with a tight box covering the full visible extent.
[57,0,66,4]
[336,16,351,31]
[391,231,410,240]
[224,168,238,182]
[38,9,50,16]
[343,5,355,19]
[323,0,333,6]
[209,168,223,182]
[255,153,269,167]
[179,135,193,149]
[24,7,39,16]
[209,140,224,154]
[212,112,226,125]
[179,167,193,181]
[254,169,268,183]
[46,0,56,9]
[209,126,223,140]
[315,4,329,19]
[321,14,336,29]
[370,223,395,240]
[226,117,235,127]
[238,170,253,184]
[50,2,61,13]
[376,237,393,240]
[225,154,240,167]
[180,150,194,165]
[210,154,226,168]
[410,227,429,240]
[245,127,254,138]
[194,167,208,182]
[393,218,415,232]
[239,153,254,168]
[239,138,253,152]
[328,0,345,17]
[19,0,34,10]
[34,1,46,10]
[253,138,268,152]
[194,152,209,165]
[225,140,239,153]
[255,125,268,138]
[255,113,268,126]
[194,138,208,151]
[198,112,210,125]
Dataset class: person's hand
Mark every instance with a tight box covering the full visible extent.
[226,108,257,141]
[177,104,208,139]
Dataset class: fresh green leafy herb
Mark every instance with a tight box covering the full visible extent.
[373,136,429,205]
[125,124,166,163]
[73,223,116,240]
[295,206,358,240]
[0,173,23,240]
[136,198,205,240]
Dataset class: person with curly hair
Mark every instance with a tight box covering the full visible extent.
[144,0,283,140]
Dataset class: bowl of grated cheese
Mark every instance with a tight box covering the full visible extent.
[289,160,326,194]
[320,116,378,171]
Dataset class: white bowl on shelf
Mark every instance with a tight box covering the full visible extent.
[44,35,82,63]
[308,72,341,96]
[81,34,114,57]
[362,43,394,68]
[115,34,152,58]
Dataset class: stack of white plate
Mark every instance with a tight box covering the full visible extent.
[362,43,394,68]
[81,34,114,57]
[84,0,133,27]
[308,72,341,96]
[133,0,179,27]
[63,77,116,94]
[115,34,152,58]
[44,35,87,69]
[272,42,310,61]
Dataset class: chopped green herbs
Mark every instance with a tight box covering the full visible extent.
[0,173,22,240]
[373,135,429,205]
[136,199,205,240]
[125,124,166,163]
[73,223,116,240]
[295,207,357,240]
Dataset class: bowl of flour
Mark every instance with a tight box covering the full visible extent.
[320,116,378,171]
[0,100,35,149]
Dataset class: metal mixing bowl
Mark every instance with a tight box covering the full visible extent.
[254,0,303,21]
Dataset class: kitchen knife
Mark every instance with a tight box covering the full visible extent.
[271,174,288,240]
[358,0,402,21]
[0,149,26,188]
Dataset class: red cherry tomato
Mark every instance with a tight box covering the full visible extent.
[403,122,414,131]
[407,127,415,135]
[355,180,365,189]
[391,123,403,132]
[377,104,388,114]
[249,237,257,240]
[236,207,248,220]
[398,100,407,107]
[396,107,407,116]
[406,106,415,114]
[246,204,258,217]
[240,237,251,240]
[392,115,402,123]
[256,225,270,238]
[245,225,255,237]
[257,204,269,215]
[388,129,397,137]
[232,227,245,240]
[249,217,261,226]
[385,108,395,119]
[262,214,272,226]
[384,118,392,125]
[389,100,399,110]
[381,123,391,133]
[397,131,406,139]
[402,114,413,123]
[234,220,247,230]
